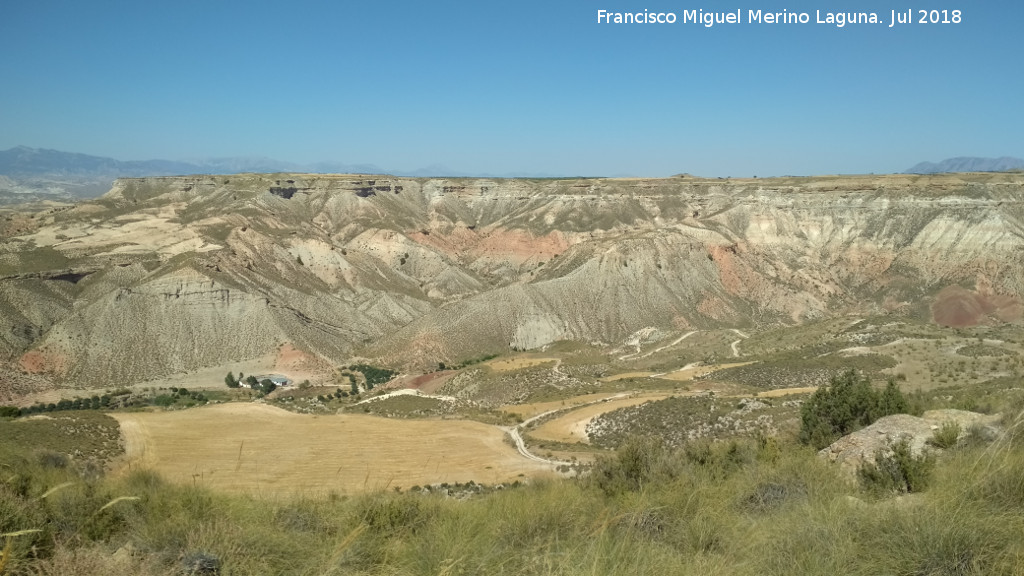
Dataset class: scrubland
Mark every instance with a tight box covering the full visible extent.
[3,395,1024,575]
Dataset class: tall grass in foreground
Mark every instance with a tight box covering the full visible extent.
[3,424,1024,575]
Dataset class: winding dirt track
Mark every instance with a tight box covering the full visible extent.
[112,404,552,494]
[524,385,817,445]
[528,393,672,444]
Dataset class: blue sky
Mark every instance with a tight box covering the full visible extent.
[1,0,1020,177]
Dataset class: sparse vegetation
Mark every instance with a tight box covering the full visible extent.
[3,412,1024,575]
[588,394,795,449]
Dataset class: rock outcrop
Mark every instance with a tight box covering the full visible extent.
[819,409,1002,474]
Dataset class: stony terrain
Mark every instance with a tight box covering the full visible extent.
[1,172,1022,395]
[819,409,1003,474]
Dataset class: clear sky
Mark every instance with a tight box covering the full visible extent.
[1,0,1021,177]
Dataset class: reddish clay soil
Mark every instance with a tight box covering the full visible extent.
[18,347,68,376]
[932,285,1023,327]
[409,226,571,266]
[403,370,458,394]
[273,343,330,375]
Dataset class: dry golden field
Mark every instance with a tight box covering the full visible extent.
[483,357,561,372]
[112,403,553,494]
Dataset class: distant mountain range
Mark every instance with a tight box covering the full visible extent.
[905,157,1024,174]
[0,146,407,205]
[0,147,565,205]
[3,147,1023,206]
[0,146,388,179]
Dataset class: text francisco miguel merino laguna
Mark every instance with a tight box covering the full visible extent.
[596,8,963,28]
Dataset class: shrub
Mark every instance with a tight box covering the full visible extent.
[799,369,909,449]
[38,451,69,469]
[589,436,677,495]
[857,437,935,494]
[181,551,221,575]
[357,494,429,534]
[741,480,807,513]
[928,420,962,449]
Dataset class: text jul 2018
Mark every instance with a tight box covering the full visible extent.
[595,9,964,28]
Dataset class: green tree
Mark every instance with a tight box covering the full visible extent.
[877,379,908,414]
[245,375,259,388]
[225,372,239,388]
[259,379,276,395]
[799,369,908,450]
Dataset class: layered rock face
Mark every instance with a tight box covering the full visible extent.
[1,172,1021,390]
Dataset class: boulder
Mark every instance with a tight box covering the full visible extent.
[818,409,1001,475]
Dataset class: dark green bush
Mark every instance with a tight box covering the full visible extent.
[799,369,909,449]
[152,395,175,407]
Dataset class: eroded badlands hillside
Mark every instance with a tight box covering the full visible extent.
[1,172,1021,394]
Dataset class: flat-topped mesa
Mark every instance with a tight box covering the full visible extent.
[104,171,1024,201]
[2,172,1022,388]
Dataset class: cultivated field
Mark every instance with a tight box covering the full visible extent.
[484,357,560,372]
[112,403,553,494]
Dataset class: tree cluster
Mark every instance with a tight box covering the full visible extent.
[347,364,398,389]
[799,369,908,450]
